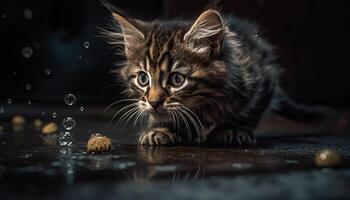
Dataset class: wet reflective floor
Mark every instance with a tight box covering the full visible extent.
[1,107,350,199]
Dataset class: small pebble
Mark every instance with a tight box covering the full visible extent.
[12,115,26,132]
[87,133,112,153]
[41,122,58,135]
[315,149,343,167]
[33,118,43,130]
[12,115,26,126]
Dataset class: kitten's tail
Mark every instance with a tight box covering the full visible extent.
[271,91,330,123]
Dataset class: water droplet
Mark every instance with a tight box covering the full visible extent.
[83,41,90,49]
[25,83,31,90]
[58,132,73,146]
[23,9,33,20]
[7,98,12,104]
[45,69,52,75]
[22,46,33,58]
[0,107,4,114]
[254,30,260,37]
[52,112,57,118]
[80,106,84,112]
[62,117,76,130]
[27,100,32,105]
[64,94,76,106]
[21,154,32,158]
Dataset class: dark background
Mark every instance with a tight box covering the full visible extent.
[1,0,349,108]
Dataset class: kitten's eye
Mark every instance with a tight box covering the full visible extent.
[170,73,185,87]
[137,72,149,87]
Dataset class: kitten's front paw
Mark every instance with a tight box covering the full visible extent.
[235,131,256,146]
[138,128,177,146]
[210,130,256,147]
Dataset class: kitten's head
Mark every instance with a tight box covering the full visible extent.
[106,8,233,119]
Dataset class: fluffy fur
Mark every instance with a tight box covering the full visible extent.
[102,4,323,146]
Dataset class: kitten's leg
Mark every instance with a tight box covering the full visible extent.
[138,127,179,146]
[208,129,256,146]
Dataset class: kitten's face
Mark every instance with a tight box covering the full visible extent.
[110,10,227,118]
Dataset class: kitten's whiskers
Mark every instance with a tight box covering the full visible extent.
[109,102,139,127]
[104,99,139,112]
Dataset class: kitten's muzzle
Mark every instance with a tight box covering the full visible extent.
[148,99,162,110]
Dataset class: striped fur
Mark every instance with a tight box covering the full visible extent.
[104,7,281,146]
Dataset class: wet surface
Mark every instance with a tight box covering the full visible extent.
[1,108,350,199]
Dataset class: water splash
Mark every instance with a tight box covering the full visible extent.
[58,132,73,146]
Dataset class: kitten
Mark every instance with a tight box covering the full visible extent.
[103,4,324,146]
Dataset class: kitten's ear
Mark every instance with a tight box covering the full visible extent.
[112,11,145,56]
[184,9,224,55]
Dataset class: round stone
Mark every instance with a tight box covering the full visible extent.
[315,149,343,167]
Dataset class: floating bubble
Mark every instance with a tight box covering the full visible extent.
[58,132,73,146]
[0,107,4,114]
[45,69,52,75]
[22,46,33,58]
[7,98,12,104]
[52,112,57,118]
[27,100,32,105]
[64,94,76,106]
[80,106,84,112]
[23,9,33,20]
[42,111,45,115]
[83,41,90,49]
[62,117,76,130]
[25,83,31,90]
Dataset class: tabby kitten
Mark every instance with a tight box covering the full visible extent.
[104,5,323,146]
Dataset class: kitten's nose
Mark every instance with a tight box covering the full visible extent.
[148,100,162,110]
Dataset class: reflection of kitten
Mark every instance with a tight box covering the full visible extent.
[103,4,324,146]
